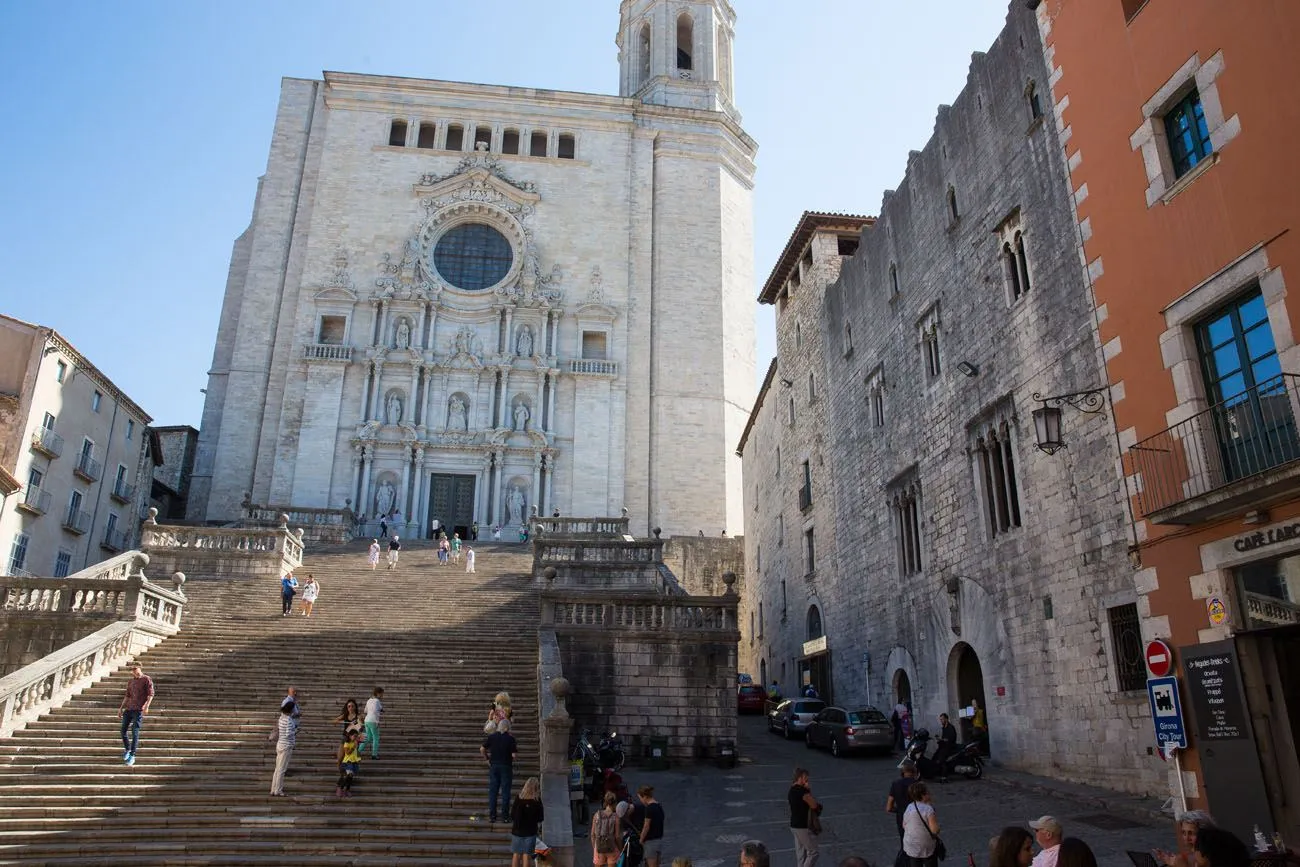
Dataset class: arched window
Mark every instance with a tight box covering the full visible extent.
[388,119,408,147]
[557,134,576,160]
[676,13,694,71]
[806,605,823,641]
[530,131,548,157]
[947,186,960,222]
[638,23,651,88]
[1003,242,1023,300]
[795,322,802,350]
[1015,232,1031,295]
[474,125,492,151]
[416,122,436,149]
[445,124,464,151]
[889,263,900,297]
[1027,81,1044,121]
[502,129,520,155]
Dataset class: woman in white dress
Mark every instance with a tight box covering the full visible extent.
[366,539,381,570]
[300,574,320,618]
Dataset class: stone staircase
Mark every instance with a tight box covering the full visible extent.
[0,540,541,865]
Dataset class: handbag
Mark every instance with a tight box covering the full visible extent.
[909,802,947,861]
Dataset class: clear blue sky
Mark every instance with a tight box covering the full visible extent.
[0,1,1009,427]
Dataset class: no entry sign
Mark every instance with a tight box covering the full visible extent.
[1146,639,1174,678]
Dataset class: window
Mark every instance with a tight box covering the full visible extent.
[758,601,764,638]
[889,263,900,298]
[799,460,812,511]
[42,412,55,431]
[892,481,923,576]
[388,119,408,147]
[445,124,464,151]
[787,397,795,426]
[1195,288,1296,480]
[638,23,652,88]
[28,467,43,489]
[777,513,784,545]
[530,131,548,158]
[843,323,853,358]
[775,445,781,476]
[581,331,608,360]
[920,310,942,379]
[417,122,436,149]
[92,390,102,412]
[114,464,127,489]
[781,579,788,620]
[1164,89,1212,179]
[502,129,520,155]
[7,533,29,576]
[1014,233,1031,296]
[557,134,576,160]
[867,368,885,427]
[676,13,693,70]
[65,490,84,531]
[806,604,823,640]
[794,322,802,350]
[318,315,347,345]
[807,373,816,402]
[56,360,67,383]
[474,125,492,151]
[432,224,514,291]
[975,421,1022,537]
[126,419,134,441]
[838,236,859,257]
[54,549,71,578]
[801,247,813,273]
[1027,81,1043,122]
[80,438,94,461]
[946,186,960,223]
[1107,603,1145,691]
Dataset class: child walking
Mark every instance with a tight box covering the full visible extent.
[465,546,477,573]
[364,687,384,759]
[336,729,364,797]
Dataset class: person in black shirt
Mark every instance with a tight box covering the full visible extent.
[480,719,518,823]
[933,714,958,783]
[788,767,822,867]
[637,785,665,867]
[510,776,545,867]
[386,535,401,570]
[886,761,919,844]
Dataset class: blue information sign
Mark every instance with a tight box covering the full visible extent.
[1147,675,1188,750]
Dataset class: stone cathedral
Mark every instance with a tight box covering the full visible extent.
[188,0,757,539]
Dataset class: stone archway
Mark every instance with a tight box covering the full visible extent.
[893,668,913,706]
[947,642,989,754]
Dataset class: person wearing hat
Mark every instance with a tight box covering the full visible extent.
[1029,817,1063,867]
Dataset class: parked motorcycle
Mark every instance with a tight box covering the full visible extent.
[899,728,984,780]
[571,728,628,802]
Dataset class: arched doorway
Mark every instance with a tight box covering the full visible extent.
[949,642,989,756]
[799,604,832,703]
[760,658,768,690]
[892,668,914,745]
[893,668,912,706]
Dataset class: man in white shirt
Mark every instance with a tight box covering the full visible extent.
[1029,816,1063,867]
[268,704,297,796]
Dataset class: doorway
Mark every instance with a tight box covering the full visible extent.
[429,474,476,539]
[949,642,989,754]
[799,653,832,705]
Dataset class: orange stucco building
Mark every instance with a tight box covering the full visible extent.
[1037,0,1300,843]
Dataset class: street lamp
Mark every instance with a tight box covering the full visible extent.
[1030,388,1107,455]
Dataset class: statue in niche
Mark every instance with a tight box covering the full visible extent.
[404,235,422,267]
[449,395,469,431]
[506,485,526,526]
[523,249,540,281]
[375,480,396,518]
[516,324,534,358]
[513,401,530,432]
[385,393,403,425]
[395,319,410,350]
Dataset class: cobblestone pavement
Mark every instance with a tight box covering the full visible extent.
[576,717,1170,867]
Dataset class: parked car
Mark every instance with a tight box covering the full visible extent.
[804,706,894,757]
[766,698,826,739]
[737,684,767,714]
[737,672,754,685]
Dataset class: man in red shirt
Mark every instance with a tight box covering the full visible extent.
[118,664,154,766]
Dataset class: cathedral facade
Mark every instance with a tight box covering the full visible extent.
[188,0,757,538]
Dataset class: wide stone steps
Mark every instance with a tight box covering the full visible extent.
[0,541,541,865]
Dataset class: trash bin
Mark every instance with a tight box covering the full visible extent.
[647,736,669,771]
[715,739,737,769]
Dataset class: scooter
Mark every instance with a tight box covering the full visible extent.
[899,728,984,780]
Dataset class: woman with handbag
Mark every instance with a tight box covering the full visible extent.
[788,767,822,867]
[902,782,944,867]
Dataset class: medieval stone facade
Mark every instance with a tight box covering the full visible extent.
[741,1,1164,794]
[189,1,756,539]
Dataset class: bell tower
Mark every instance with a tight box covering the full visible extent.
[617,0,738,118]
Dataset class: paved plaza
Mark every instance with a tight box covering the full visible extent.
[577,717,1172,867]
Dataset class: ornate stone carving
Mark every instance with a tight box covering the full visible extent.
[375,480,396,517]
[327,249,354,290]
[506,484,527,526]
[513,400,531,432]
[417,151,537,196]
[515,324,534,358]
[449,327,485,367]
[587,266,606,304]
[385,392,403,425]
[448,394,470,431]
[394,319,411,350]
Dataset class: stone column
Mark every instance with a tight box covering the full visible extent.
[370,362,385,422]
[533,373,545,432]
[545,453,556,514]
[413,447,427,538]
[497,367,511,430]
[478,453,492,525]
[532,453,543,516]
[408,365,421,426]
[492,450,506,527]
[399,445,412,522]
[376,302,390,349]
[503,307,514,356]
[358,445,373,522]
[371,300,383,347]
[413,306,426,351]
[350,445,363,508]
[550,308,563,359]
[426,303,438,350]
[427,372,444,431]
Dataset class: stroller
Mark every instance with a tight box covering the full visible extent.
[617,829,644,867]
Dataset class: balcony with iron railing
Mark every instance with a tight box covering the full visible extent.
[110,479,135,504]
[100,527,130,552]
[73,453,102,483]
[30,427,64,458]
[16,486,52,516]
[62,508,91,535]
[1130,373,1300,524]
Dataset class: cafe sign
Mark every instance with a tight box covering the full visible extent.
[1233,521,1300,553]
[802,635,828,656]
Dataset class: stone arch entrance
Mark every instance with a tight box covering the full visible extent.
[947,642,989,754]
[893,668,913,706]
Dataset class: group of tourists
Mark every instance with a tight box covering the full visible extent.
[364,533,476,572]
[267,684,384,797]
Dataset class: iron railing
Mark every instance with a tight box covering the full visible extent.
[74,454,102,483]
[18,486,52,516]
[110,479,135,503]
[62,509,91,535]
[101,528,130,552]
[1130,373,1300,516]
[30,427,64,458]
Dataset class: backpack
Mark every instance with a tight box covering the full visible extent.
[595,811,618,854]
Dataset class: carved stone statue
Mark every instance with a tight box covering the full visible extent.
[385,393,403,425]
[516,325,534,358]
[449,395,469,431]
[506,485,526,526]
[513,401,530,431]
[375,480,396,518]
[395,319,410,350]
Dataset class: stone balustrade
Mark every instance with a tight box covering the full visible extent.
[542,593,738,634]
[141,519,303,578]
[303,342,353,362]
[532,516,630,537]
[535,539,663,565]
[566,358,618,377]
[241,503,355,544]
[0,554,188,736]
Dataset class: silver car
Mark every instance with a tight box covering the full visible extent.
[805,706,894,757]
[767,699,826,739]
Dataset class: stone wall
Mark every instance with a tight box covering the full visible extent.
[0,614,117,677]
[661,535,745,597]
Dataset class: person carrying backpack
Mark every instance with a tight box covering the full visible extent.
[592,791,621,866]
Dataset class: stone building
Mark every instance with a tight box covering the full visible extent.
[738,214,871,700]
[741,1,1164,794]
[149,425,199,521]
[188,0,757,539]
[1036,0,1300,838]
[0,315,153,577]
